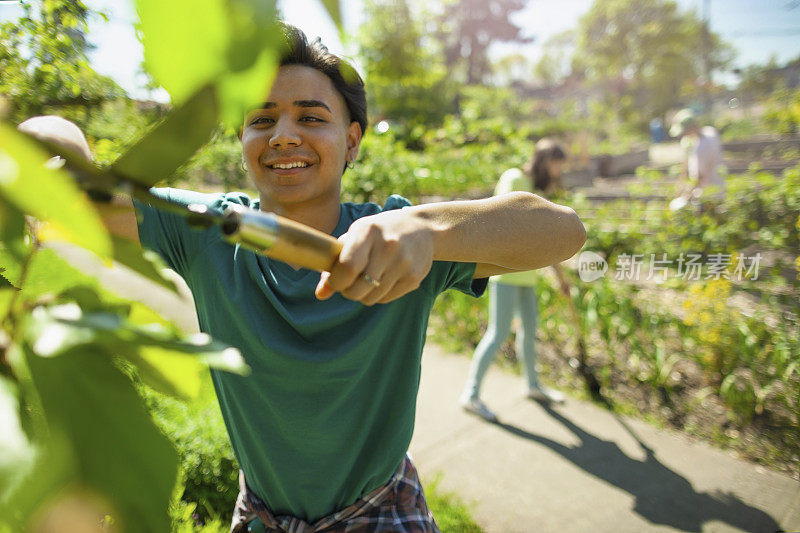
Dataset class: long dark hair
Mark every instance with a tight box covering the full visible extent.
[525,138,566,192]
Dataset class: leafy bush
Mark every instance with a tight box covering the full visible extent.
[84,99,166,166]
[143,376,239,525]
[172,128,248,190]
[429,164,800,473]
[170,499,228,533]
[764,87,800,135]
[719,117,762,142]
[430,289,488,353]
[577,165,800,287]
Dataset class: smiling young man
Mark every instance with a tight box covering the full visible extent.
[22,24,586,532]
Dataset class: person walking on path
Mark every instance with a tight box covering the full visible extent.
[461,139,570,422]
[669,108,726,210]
[20,27,586,532]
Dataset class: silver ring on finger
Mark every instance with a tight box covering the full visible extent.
[362,273,382,287]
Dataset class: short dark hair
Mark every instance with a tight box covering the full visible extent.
[277,24,368,135]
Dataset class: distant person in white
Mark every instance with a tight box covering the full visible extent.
[669,109,725,210]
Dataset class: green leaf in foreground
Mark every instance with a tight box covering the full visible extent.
[21,345,179,533]
[0,268,19,291]
[110,85,219,187]
[0,123,111,258]
[216,48,278,128]
[137,0,280,126]
[25,303,249,400]
[0,196,28,262]
[111,235,180,294]
[137,0,228,105]
[13,248,98,302]
[319,0,343,29]
[0,376,35,503]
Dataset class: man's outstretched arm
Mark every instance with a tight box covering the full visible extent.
[318,191,586,305]
[91,196,139,244]
[418,191,585,277]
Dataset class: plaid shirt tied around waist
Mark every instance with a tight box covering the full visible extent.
[230,454,439,533]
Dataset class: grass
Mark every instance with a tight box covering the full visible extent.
[425,476,485,533]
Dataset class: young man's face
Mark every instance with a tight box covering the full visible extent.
[241,65,362,211]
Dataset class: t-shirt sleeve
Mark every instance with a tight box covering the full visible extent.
[427,260,488,297]
[494,168,529,195]
[132,187,235,279]
[381,195,487,298]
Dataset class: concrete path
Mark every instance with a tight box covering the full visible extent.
[53,244,800,533]
[411,344,800,533]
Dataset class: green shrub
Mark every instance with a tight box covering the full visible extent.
[170,499,228,533]
[764,87,800,135]
[142,375,239,525]
[429,166,800,471]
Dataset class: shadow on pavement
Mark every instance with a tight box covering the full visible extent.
[494,404,782,533]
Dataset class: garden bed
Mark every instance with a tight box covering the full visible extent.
[430,163,800,481]
[430,274,800,480]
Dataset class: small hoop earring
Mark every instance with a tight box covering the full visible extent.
[346,160,355,169]
[241,160,247,173]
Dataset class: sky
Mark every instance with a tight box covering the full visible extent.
[1,0,799,101]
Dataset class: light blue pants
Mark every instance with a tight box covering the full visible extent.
[463,281,539,399]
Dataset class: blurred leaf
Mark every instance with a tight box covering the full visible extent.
[137,0,228,105]
[10,247,186,341]
[110,85,219,186]
[110,235,180,294]
[0,124,111,258]
[209,0,281,128]
[319,0,342,28]
[133,332,249,397]
[227,0,280,71]
[22,345,179,532]
[127,347,203,399]
[16,248,97,301]
[0,268,19,291]
[25,303,249,399]
[0,197,27,262]
[217,47,278,128]
[137,0,280,126]
[0,420,75,531]
[56,285,131,315]
[0,376,35,503]
[0,266,16,318]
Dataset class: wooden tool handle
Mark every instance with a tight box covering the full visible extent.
[269,215,343,272]
[221,205,343,272]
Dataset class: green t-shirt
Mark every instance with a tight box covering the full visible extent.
[133,188,486,521]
